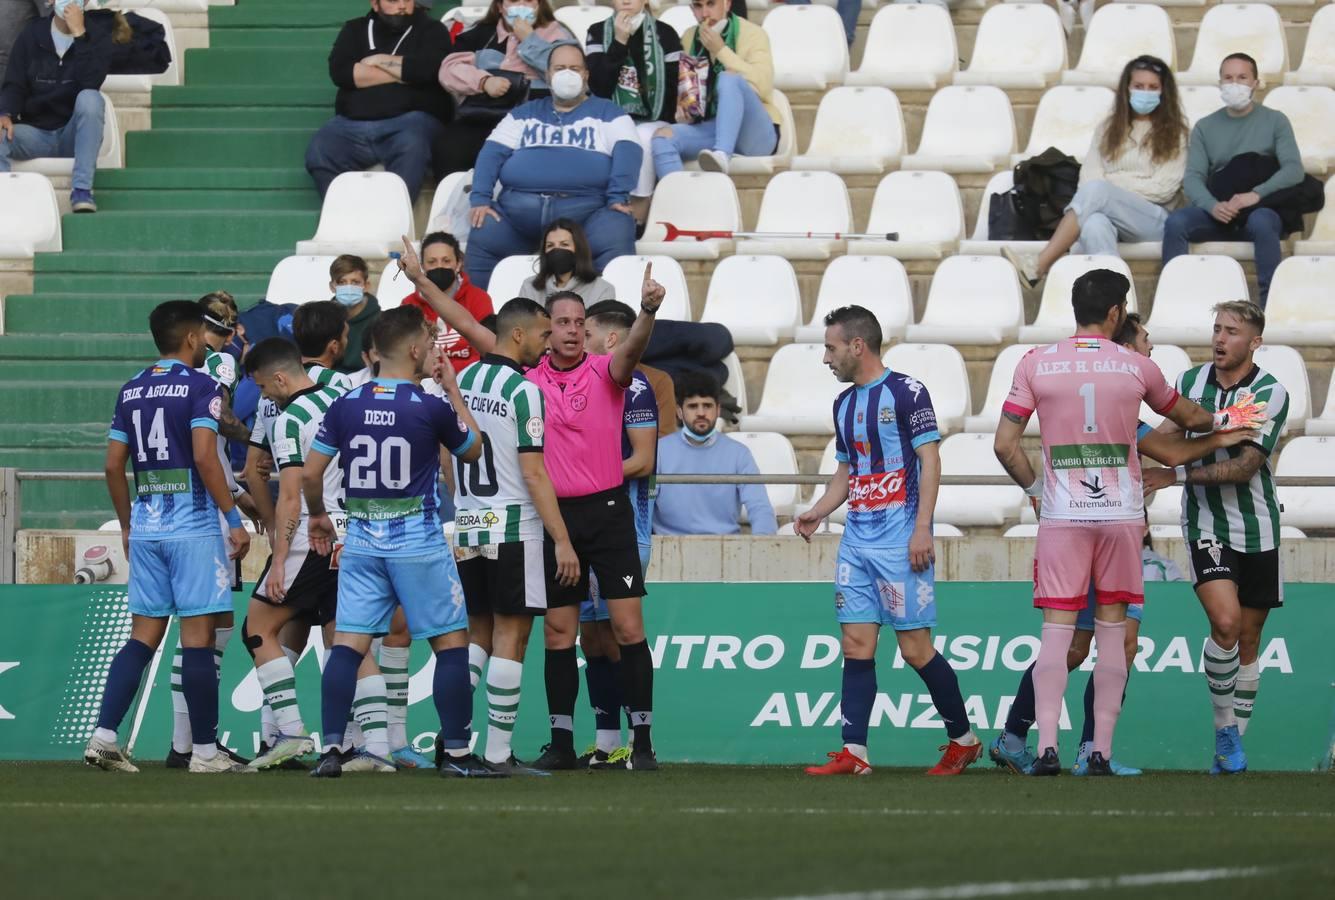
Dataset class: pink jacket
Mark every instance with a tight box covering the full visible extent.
[438,21,574,95]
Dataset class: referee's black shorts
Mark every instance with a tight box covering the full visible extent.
[544,486,647,609]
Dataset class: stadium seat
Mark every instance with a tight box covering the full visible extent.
[700,256,802,345]
[637,172,741,261]
[12,91,121,174]
[955,3,1067,89]
[739,343,841,434]
[1019,255,1138,343]
[1274,436,1335,528]
[800,437,847,524]
[1144,256,1250,345]
[659,4,696,37]
[959,170,1046,257]
[901,86,1016,174]
[848,170,964,260]
[1012,86,1115,165]
[374,264,416,311]
[1179,5,1288,86]
[440,6,487,29]
[1062,4,1177,87]
[1260,87,1335,175]
[101,7,181,91]
[846,3,957,90]
[1179,85,1224,127]
[1292,177,1335,255]
[1304,383,1335,435]
[1003,523,1039,538]
[735,171,851,260]
[936,434,1024,526]
[882,343,972,435]
[487,254,540,302]
[1141,344,1193,428]
[0,172,61,256]
[722,351,749,417]
[1252,345,1311,433]
[731,432,801,518]
[763,5,849,90]
[554,5,611,44]
[425,171,473,240]
[1286,5,1335,86]
[1260,256,1335,345]
[265,255,337,306]
[792,87,904,175]
[795,256,914,343]
[1146,484,1182,526]
[964,344,1039,434]
[602,255,692,321]
[905,256,1025,345]
[295,172,414,258]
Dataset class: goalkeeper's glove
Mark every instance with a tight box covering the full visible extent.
[1213,390,1267,432]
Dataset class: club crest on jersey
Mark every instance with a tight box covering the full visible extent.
[208,396,223,419]
[847,470,907,511]
[879,407,895,425]
[834,591,845,609]
[856,412,864,424]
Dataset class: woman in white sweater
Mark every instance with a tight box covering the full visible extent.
[1006,56,1188,288]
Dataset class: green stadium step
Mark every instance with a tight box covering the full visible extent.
[4,294,180,334]
[0,380,139,422]
[60,211,316,251]
[150,85,336,108]
[95,189,319,213]
[0,333,157,361]
[182,47,333,84]
[127,129,314,168]
[151,107,331,131]
[15,484,115,530]
[208,2,367,28]
[31,273,271,296]
[92,168,313,191]
[0,360,143,382]
[34,250,291,276]
[207,27,342,50]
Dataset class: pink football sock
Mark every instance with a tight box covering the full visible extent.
[1091,619,1129,760]
[1034,622,1076,756]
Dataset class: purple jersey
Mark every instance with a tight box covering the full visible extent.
[623,370,658,546]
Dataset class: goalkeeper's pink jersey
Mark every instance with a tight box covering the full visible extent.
[1004,336,1180,522]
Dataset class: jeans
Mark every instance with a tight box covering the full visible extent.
[304,110,443,199]
[1066,180,1168,256]
[1162,205,1283,306]
[463,190,636,292]
[0,89,104,190]
[785,0,859,44]
[651,72,779,177]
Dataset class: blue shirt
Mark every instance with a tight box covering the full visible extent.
[313,378,476,558]
[624,371,658,547]
[108,359,225,541]
[653,431,778,536]
[834,370,941,548]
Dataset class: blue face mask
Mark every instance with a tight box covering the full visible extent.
[334,284,364,307]
[1129,89,1161,116]
[682,423,717,445]
[505,5,537,24]
[53,0,83,16]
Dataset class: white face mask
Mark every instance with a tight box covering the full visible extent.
[626,12,646,32]
[1220,82,1254,111]
[710,17,728,34]
[550,69,585,102]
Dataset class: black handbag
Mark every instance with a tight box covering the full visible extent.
[455,69,530,121]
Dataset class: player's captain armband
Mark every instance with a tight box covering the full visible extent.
[1212,391,1268,432]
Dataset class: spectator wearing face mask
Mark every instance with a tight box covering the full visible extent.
[1162,52,1304,307]
[464,42,640,291]
[400,230,495,372]
[517,218,616,305]
[327,253,381,373]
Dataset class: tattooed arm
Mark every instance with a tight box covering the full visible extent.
[994,409,1037,490]
[1184,445,1267,485]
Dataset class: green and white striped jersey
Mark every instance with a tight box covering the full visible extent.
[270,383,345,520]
[202,349,239,398]
[453,355,546,546]
[249,362,351,451]
[1176,363,1289,553]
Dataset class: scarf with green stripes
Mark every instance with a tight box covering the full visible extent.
[611,13,666,120]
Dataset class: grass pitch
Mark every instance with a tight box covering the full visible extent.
[2,762,1332,899]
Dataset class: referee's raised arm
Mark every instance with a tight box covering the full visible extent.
[609,262,665,386]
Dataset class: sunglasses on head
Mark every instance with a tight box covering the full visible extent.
[1131,57,1166,75]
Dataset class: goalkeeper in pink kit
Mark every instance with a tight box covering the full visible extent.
[993,270,1266,775]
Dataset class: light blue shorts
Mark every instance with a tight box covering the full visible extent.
[834,542,937,631]
[1076,582,1144,631]
[128,537,233,619]
[337,551,467,641]
[581,544,652,624]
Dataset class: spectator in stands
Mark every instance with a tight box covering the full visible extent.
[651,0,779,177]
[0,0,43,84]
[1004,56,1188,290]
[305,0,453,200]
[654,372,777,535]
[585,0,682,211]
[400,230,494,373]
[434,0,572,177]
[0,0,109,212]
[327,253,381,373]
[518,218,616,304]
[586,299,677,437]
[464,42,640,290]
[1162,52,1303,307]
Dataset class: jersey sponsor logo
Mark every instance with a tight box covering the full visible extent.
[628,378,647,401]
[916,579,934,615]
[1079,474,1106,500]
[456,509,501,530]
[847,470,907,511]
[834,591,845,609]
[877,580,906,618]
[901,376,925,399]
[135,468,190,496]
[208,395,223,418]
[909,408,935,429]
[1050,443,1130,470]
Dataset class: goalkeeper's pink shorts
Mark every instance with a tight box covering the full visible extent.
[1032,519,1144,610]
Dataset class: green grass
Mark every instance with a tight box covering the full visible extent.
[1,764,1333,899]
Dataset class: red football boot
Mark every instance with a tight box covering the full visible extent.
[926,739,983,776]
[805,748,872,776]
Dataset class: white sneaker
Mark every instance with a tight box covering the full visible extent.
[340,750,396,773]
[697,149,730,175]
[248,732,314,771]
[1057,0,1076,36]
[188,751,249,773]
[84,735,139,773]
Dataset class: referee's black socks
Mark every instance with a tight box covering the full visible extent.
[545,646,579,751]
[618,640,654,751]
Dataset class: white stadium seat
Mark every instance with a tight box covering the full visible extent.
[1063,4,1177,87]
[902,86,1016,174]
[722,351,750,418]
[763,5,849,90]
[1305,383,1335,436]
[849,170,964,260]
[700,256,801,345]
[935,434,1024,526]
[1286,5,1335,86]
[1292,177,1335,255]
[1020,255,1138,343]
[1275,437,1335,528]
[735,171,851,260]
[1146,484,1182,525]
[295,172,413,258]
[959,170,1046,257]
[440,6,487,29]
[740,343,842,434]
[956,3,1067,89]
[554,5,610,44]
[793,87,905,175]
[659,5,696,37]
[374,263,416,311]
[1004,524,1038,538]
[882,343,972,435]
[1260,256,1335,345]
[486,254,540,303]
[905,256,1025,345]
[637,172,741,261]
[266,255,337,306]
[1179,85,1224,127]
[13,91,121,174]
[803,437,846,524]
[602,255,692,321]
[964,344,1039,434]
[1179,5,1288,85]
[425,171,473,240]
[1253,345,1311,433]
[1013,86,1115,165]
[102,7,181,91]
[795,256,914,343]
[846,3,957,90]
[1141,344,1193,429]
[1144,256,1251,345]
[0,173,62,256]
[731,432,801,518]
[1261,87,1335,175]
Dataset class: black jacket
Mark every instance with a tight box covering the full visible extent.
[1207,152,1326,237]
[585,19,681,125]
[329,10,454,123]
[0,16,112,130]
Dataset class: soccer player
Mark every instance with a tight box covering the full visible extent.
[796,305,982,777]
[994,270,1263,775]
[1141,300,1288,774]
[452,298,580,771]
[85,300,252,774]
[303,307,495,778]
